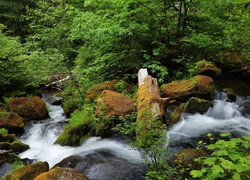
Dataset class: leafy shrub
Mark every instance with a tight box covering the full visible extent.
[0,128,8,134]
[190,133,250,180]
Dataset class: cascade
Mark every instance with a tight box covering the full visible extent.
[18,93,145,179]
[166,89,250,150]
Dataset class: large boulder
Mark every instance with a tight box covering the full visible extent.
[193,60,222,79]
[6,96,49,121]
[95,90,135,119]
[161,75,215,102]
[214,51,250,78]
[34,167,88,180]
[5,161,49,180]
[54,153,146,180]
[86,80,134,102]
[0,112,24,131]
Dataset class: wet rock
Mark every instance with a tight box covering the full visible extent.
[34,167,88,180]
[161,75,215,102]
[54,150,147,180]
[170,97,213,124]
[223,88,237,102]
[0,150,10,164]
[54,124,91,146]
[5,161,49,180]
[6,96,49,121]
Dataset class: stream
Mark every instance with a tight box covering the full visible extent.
[16,80,250,179]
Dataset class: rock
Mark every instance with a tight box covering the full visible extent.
[86,80,134,102]
[0,134,29,154]
[193,60,222,78]
[174,148,207,169]
[54,152,146,180]
[0,112,24,131]
[34,167,88,180]
[95,90,135,119]
[54,124,91,146]
[223,88,237,102]
[9,140,29,154]
[6,96,49,121]
[170,97,213,124]
[214,51,250,78]
[5,161,49,180]
[0,150,10,164]
[161,75,215,102]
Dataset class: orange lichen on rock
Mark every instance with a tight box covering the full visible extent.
[6,96,48,121]
[95,90,135,118]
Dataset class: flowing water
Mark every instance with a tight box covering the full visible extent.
[166,90,250,150]
[16,80,250,178]
[18,93,144,179]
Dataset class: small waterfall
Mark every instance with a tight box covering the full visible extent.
[18,93,143,170]
[166,90,250,149]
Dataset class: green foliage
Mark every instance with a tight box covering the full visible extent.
[143,133,180,180]
[190,133,250,180]
[112,111,138,136]
[0,127,8,134]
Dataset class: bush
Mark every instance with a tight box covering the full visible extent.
[190,133,250,180]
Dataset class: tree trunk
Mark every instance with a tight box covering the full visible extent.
[136,68,169,147]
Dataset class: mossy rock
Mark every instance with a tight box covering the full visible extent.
[9,140,30,154]
[2,134,16,142]
[34,167,88,180]
[223,88,237,102]
[170,97,213,124]
[5,161,49,180]
[86,80,134,102]
[54,124,91,146]
[174,148,207,169]
[161,75,215,102]
[193,60,222,79]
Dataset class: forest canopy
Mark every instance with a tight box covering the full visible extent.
[0,0,250,102]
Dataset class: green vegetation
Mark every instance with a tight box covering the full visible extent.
[1,0,250,179]
[0,127,8,134]
[191,133,250,180]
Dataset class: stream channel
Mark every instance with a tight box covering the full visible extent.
[16,78,250,179]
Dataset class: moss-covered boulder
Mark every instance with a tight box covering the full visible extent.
[95,90,135,119]
[34,167,88,180]
[0,112,24,131]
[193,60,222,79]
[86,80,134,102]
[174,148,207,169]
[6,96,49,121]
[161,75,215,102]
[170,97,213,124]
[214,51,250,78]
[5,161,49,180]
[54,124,91,146]
[0,134,29,154]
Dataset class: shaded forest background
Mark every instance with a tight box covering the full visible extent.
[1,0,250,104]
